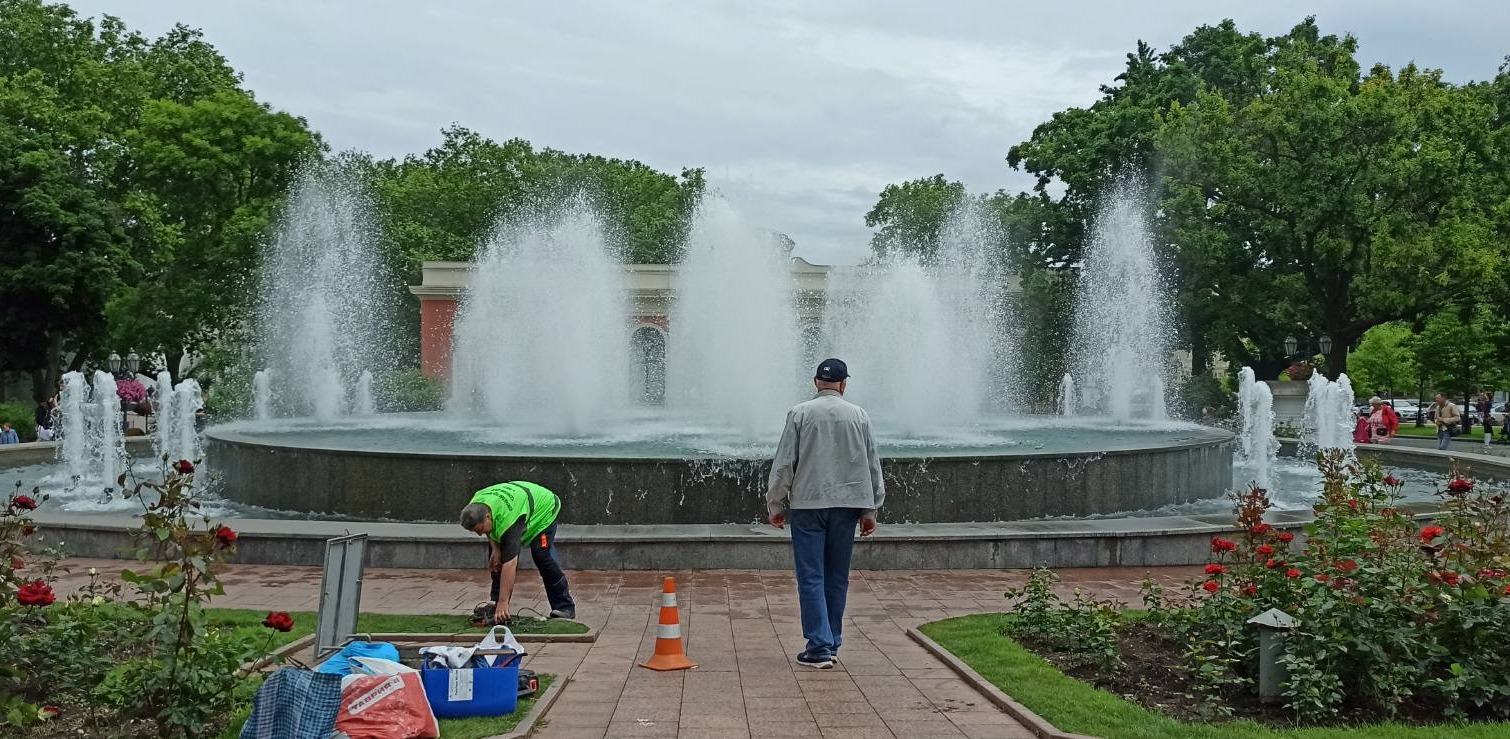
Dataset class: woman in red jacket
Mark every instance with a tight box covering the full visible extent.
[1368,397,1400,443]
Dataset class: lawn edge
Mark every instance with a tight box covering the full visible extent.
[488,674,564,739]
[907,625,1098,739]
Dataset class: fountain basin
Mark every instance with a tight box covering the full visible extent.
[204,416,1235,524]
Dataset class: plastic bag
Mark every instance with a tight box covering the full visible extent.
[476,625,525,666]
[318,641,402,675]
[333,670,439,739]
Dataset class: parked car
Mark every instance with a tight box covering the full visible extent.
[1492,403,1508,426]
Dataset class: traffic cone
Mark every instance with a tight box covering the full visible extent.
[640,576,697,671]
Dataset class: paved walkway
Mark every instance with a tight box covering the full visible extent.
[52,560,1199,738]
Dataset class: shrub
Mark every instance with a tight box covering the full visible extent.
[375,368,445,412]
[1004,567,1122,673]
[0,403,38,442]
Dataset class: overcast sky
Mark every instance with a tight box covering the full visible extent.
[63,1,1510,265]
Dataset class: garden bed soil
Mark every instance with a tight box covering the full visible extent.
[1021,621,1454,729]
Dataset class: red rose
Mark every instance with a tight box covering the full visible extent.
[1277,532,1295,543]
[1345,499,1360,511]
[1202,580,1220,593]
[1210,538,1237,553]
[1383,475,1401,487]
[173,459,195,475]
[1446,478,1473,495]
[1204,564,1226,576]
[214,526,238,547]
[12,495,38,511]
[1240,583,1258,597]
[1251,523,1271,535]
[1266,558,1282,569]
[1256,544,1274,556]
[1419,525,1445,544]
[16,580,55,607]
[1315,574,1330,583]
[1441,571,1460,586]
[1503,584,1510,596]
[262,611,295,632]
[1285,568,1302,579]
[21,525,34,536]
[1338,559,1358,573]
[1479,569,1506,580]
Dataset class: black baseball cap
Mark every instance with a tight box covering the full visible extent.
[815,358,849,382]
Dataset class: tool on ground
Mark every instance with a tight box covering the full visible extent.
[639,576,697,671]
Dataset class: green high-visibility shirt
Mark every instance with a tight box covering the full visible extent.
[469,481,561,549]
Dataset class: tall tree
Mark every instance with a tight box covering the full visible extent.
[1346,322,1419,397]
[1159,21,1507,376]
[863,174,966,263]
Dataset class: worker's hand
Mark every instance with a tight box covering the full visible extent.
[488,551,502,572]
[769,512,785,529]
[493,600,509,624]
[859,516,877,537]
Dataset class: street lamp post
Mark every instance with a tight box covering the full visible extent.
[1283,335,1299,358]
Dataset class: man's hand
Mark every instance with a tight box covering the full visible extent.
[493,600,509,624]
[769,512,785,529]
[859,516,877,537]
[488,551,502,572]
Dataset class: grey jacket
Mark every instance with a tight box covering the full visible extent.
[766,390,885,517]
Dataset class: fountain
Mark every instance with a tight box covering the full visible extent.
[1302,371,1356,453]
[88,370,125,489]
[255,163,394,420]
[821,202,1011,432]
[1236,367,1279,490]
[1059,374,1077,417]
[449,201,632,436]
[59,372,90,480]
[252,370,272,421]
[353,370,375,417]
[1071,182,1172,421]
[667,196,802,437]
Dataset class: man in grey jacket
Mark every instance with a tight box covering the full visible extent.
[767,357,884,669]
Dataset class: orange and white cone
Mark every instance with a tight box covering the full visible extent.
[639,576,697,671]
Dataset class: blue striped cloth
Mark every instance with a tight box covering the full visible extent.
[241,668,343,739]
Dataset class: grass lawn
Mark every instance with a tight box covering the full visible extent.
[919,614,1510,739]
[215,609,575,739]
[1393,425,1503,441]
[206,607,589,650]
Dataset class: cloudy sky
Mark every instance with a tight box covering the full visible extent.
[64,1,1510,265]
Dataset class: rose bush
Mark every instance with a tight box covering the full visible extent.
[1002,451,1510,726]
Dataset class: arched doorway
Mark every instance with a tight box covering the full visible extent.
[630,326,666,404]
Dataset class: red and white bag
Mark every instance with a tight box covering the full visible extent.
[332,658,439,739]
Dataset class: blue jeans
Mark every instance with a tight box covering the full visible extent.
[789,507,863,658]
[1437,430,1452,450]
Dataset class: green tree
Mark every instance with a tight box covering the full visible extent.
[1346,322,1419,397]
[863,174,967,263]
[1158,21,1507,377]
[1414,307,1510,407]
[106,89,322,379]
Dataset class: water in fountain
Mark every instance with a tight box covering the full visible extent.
[449,202,632,436]
[1071,182,1172,421]
[153,371,177,460]
[1236,367,1279,490]
[252,369,272,421]
[90,370,124,489]
[170,379,202,463]
[1150,376,1168,422]
[667,196,802,438]
[821,202,1011,432]
[1060,374,1077,416]
[1302,371,1356,452]
[255,162,395,420]
[353,370,375,416]
[59,372,89,480]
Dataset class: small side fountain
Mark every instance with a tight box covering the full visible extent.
[353,370,375,416]
[153,371,177,460]
[1302,371,1356,453]
[252,369,273,421]
[89,370,125,489]
[1236,367,1279,490]
[1059,373,1077,417]
[59,372,90,480]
